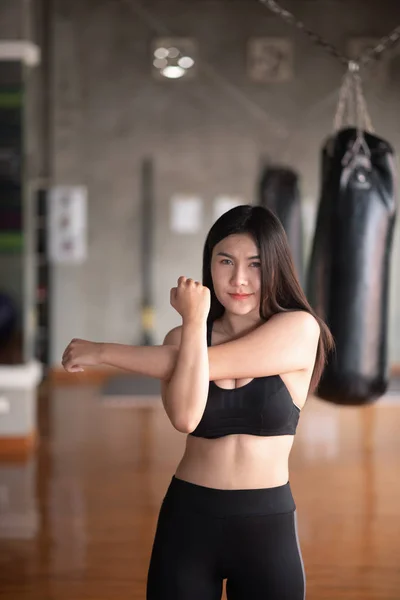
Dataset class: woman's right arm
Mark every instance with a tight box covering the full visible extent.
[161,321,209,434]
[63,276,210,432]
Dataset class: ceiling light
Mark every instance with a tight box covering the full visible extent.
[161,65,186,79]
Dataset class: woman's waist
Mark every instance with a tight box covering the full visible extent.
[184,431,294,463]
[175,433,293,490]
[163,473,296,517]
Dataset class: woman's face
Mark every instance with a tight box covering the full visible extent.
[211,233,262,315]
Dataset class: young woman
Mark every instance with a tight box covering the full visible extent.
[62,205,334,600]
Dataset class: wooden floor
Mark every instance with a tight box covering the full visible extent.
[1,383,400,599]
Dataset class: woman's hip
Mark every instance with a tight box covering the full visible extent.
[162,474,296,518]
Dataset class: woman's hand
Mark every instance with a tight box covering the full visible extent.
[62,338,103,372]
[170,276,210,324]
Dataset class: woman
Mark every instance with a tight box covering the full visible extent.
[62,205,334,599]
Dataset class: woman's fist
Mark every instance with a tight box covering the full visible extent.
[62,338,103,372]
[170,276,210,323]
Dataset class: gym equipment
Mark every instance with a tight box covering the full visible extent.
[307,126,397,405]
[258,166,304,285]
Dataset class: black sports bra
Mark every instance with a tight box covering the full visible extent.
[188,320,301,439]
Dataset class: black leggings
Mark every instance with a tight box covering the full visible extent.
[146,476,306,599]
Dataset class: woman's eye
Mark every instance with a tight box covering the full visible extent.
[220,259,260,267]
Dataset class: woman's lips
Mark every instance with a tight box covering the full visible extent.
[229,293,252,300]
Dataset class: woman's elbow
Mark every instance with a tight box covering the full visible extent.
[163,392,203,433]
[172,414,198,434]
[173,421,192,434]
[162,399,192,433]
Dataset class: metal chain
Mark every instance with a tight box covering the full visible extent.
[333,70,352,132]
[359,27,400,66]
[354,71,374,132]
[260,0,400,68]
[352,68,372,160]
[331,63,374,163]
[333,64,374,134]
[261,0,396,159]
[259,0,349,66]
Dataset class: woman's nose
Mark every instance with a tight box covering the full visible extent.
[230,267,248,287]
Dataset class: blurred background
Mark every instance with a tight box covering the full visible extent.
[0,0,399,598]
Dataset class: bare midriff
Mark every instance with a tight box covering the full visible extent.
[174,433,295,490]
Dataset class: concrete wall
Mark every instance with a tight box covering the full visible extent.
[45,0,400,364]
[0,0,25,39]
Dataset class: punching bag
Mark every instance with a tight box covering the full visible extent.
[259,166,304,285]
[307,127,397,405]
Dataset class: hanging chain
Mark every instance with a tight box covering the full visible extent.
[260,0,400,157]
[359,27,400,66]
[353,70,374,133]
[334,64,374,134]
[259,0,349,65]
[259,0,400,68]
[333,69,353,132]
[332,63,373,163]
[350,65,373,160]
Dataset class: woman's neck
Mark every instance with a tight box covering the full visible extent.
[216,312,266,338]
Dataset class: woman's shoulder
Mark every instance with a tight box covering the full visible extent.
[268,309,320,337]
[162,325,183,346]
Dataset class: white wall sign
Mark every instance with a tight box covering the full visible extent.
[213,195,244,222]
[247,37,293,82]
[170,195,203,234]
[48,186,88,264]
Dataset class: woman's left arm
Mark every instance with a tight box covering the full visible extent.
[208,311,320,380]
[63,311,319,379]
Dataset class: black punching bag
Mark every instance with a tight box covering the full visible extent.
[259,166,304,285]
[307,127,397,405]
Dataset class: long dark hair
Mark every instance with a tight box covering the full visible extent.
[202,204,334,393]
